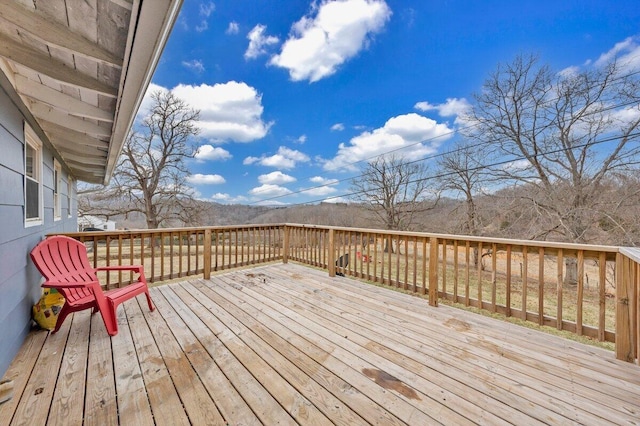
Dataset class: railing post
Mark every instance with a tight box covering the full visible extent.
[616,253,634,362]
[203,228,212,280]
[283,225,289,264]
[429,237,439,307]
[328,228,336,277]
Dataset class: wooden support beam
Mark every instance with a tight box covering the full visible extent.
[0,2,123,67]
[0,33,117,96]
[15,75,114,122]
[30,103,111,137]
[40,120,110,149]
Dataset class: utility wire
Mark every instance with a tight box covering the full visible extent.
[267,131,640,207]
[252,96,640,204]
[247,61,640,204]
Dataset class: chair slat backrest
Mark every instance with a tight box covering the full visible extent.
[30,236,97,304]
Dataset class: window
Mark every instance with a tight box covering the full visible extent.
[54,160,61,220]
[25,125,43,225]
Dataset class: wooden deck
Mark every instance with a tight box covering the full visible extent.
[2,263,639,426]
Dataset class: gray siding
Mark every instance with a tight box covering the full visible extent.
[0,85,77,377]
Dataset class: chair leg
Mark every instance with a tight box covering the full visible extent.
[145,291,155,311]
[101,300,119,337]
[52,304,72,334]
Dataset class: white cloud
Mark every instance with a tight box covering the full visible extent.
[502,159,531,172]
[182,59,205,73]
[259,171,297,185]
[244,146,310,169]
[171,82,272,143]
[249,184,293,198]
[310,176,339,185]
[243,156,260,166]
[322,113,453,171]
[594,36,640,71]
[226,21,239,34]
[254,199,288,206]
[414,98,471,118]
[245,24,280,60]
[195,2,215,32]
[186,173,226,185]
[270,0,392,82]
[303,185,338,196]
[302,176,340,196]
[610,104,640,129]
[211,193,249,204]
[295,134,307,144]
[558,65,580,79]
[196,21,209,32]
[321,196,348,203]
[331,123,345,131]
[195,145,232,162]
[199,2,215,17]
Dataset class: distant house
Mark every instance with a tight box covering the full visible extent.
[0,0,183,376]
[78,215,116,232]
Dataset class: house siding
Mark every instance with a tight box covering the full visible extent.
[0,85,77,376]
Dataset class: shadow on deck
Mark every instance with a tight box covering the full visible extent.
[1,263,639,425]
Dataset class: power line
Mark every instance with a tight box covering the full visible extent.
[247,61,640,204]
[268,131,640,207]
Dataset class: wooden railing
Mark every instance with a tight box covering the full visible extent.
[64,225,283,286]
[61,223,638,364]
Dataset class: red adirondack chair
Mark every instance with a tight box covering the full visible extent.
[30,235,154,336]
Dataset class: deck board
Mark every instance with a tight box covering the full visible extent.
[2,263,640,425]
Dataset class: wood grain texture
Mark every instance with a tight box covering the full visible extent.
[3,263,640,425]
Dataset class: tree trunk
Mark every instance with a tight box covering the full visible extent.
[564,257,578,286]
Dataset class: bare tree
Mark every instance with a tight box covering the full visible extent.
[80,90,201,229]
[437,140,491,236]
[350,154,438,251]
[468,54,640,282]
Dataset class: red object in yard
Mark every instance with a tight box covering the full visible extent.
[356,251,370,262]
[29,235,154,336]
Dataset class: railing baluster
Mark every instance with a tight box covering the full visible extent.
[453,240,459,303]
[413,236,418,293]
[491,243,497,313]
[538,247,544,326]
[477,241,483,308]
[506,245,512,317]
[421,237,427,296]
[577,250,584,336]
[465,241,470,307]
[441,239,446,295]
[598,252,606,341]
[522,246,528,320]
[557,249,563,331]
[429,237,438,306]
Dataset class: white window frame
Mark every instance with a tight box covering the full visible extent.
[67,176,73,218]
[25,125,43,227]
[54,159,62,220]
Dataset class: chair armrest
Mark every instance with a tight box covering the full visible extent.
[95,265,144,274]
[42,281,99,289]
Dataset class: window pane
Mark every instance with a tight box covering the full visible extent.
[26,144,34,178]
[26,178,39,219]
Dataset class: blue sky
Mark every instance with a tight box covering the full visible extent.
[146,0,640,205]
